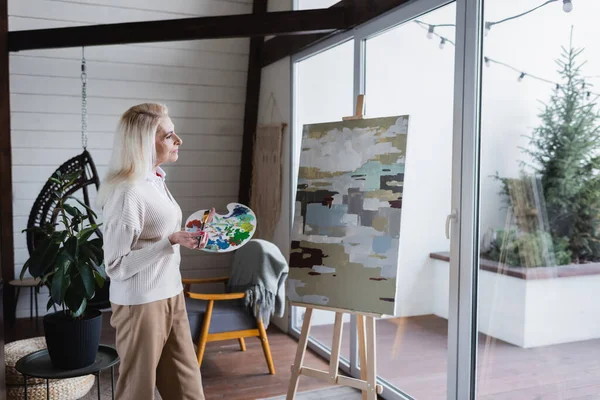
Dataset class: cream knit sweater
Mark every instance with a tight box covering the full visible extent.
[101,168,183,305]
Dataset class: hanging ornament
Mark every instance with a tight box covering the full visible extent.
[563,0,573,13]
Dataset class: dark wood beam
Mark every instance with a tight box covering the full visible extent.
[238,0,268,205]
[262,0,411,67]
[0,0,15,327]
[9,8,350,52]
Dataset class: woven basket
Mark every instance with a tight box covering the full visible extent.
[5,337,47,385]
[7,374,95,400]
[5,337,95,399]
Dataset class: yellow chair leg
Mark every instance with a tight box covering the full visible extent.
[196,300,214,368]
[257,319,275,375]
[238,338,246,351]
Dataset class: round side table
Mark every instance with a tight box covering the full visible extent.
[9,278,41,320]
[15,345,120,400]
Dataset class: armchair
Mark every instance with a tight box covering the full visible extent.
[182,276,276,375]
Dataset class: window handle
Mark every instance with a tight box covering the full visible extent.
[446,210,457,239]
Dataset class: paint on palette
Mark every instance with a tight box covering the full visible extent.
[288,115,409,315]
[185,203,256,253]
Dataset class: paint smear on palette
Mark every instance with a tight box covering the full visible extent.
[185,203,257,253]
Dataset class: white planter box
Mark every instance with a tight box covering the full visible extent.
[431,252,600,348]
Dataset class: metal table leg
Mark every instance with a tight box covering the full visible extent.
[111,366,115,400]
[29,288,33,321]
[24,375,28,400]
[46,378,49,400]
[34,289,39,320]
[14,287,20,315]
[97,371,101,399]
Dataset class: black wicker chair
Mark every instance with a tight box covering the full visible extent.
[26,150,110,310]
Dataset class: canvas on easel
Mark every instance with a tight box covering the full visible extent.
[288,113,409,315]
[286,96,409,400]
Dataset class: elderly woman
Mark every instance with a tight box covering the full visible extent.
[97,103,211,399]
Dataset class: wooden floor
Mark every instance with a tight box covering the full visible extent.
[8,313,600,399]
[311,315,600,400]
[5,313,334,400]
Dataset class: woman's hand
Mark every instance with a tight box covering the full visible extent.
[169,208,215,250]
[169,231,206,250]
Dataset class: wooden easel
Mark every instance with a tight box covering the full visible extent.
[287,94,383,400]
[286,303,383,400]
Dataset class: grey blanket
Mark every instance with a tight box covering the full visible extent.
[227,239,289,327]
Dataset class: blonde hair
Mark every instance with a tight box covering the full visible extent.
[96,103,168,208]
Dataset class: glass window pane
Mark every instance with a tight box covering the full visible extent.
[478,1,600,398]
[364,3,456,399]
[296,0,339,10]
[293,39,354,364]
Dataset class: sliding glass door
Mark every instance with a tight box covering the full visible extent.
[291,1,460,399]
[291,0,600,398]
[292,37,355,369]
[475,0,600,398]
[358,2,456,398]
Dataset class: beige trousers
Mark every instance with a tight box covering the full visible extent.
[110,292,205,400]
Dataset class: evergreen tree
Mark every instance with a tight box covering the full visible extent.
[489,37,600,265]
[523,40,600,262]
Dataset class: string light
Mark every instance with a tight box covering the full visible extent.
[427,25,434,39]
[414,3,599,97]
[485,22,492,36]
[484,0,572,36]
[418,1,573,38]
[483,57,600,98]
[563,0,573,13]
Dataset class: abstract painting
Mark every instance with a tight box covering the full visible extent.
[185,203,257,253]
[289,116,409,315]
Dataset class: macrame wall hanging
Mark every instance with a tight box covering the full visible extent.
[250,93,286,241]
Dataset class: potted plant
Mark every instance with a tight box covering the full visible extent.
[21,170,106,370]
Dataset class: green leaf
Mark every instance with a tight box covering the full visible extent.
[65,291,86,318]
[90,259,107,280]
[66,196,98,219]
[86,238,104,262]
[29,237,60,278]
[72,298,87,318]
[20,260,30,280]
[93,271,105,289]
[77,227,97,244]
[47,297,55,312]
[50,254,68,304]
[79,264,95,299]
[65,237,79,261]
[63,204,79,218]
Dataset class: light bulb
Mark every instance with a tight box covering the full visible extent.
[427,25,434,39]
[484,22,492,36]
[563,0,573,13]
[518,72,525,82]
[439,38,446,49]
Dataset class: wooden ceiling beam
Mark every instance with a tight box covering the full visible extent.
[262,0,412,67]
[9,7,350,52]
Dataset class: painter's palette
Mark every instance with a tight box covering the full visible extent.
[185,203,257,253]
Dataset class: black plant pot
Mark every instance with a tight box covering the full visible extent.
[43,309,102,370]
